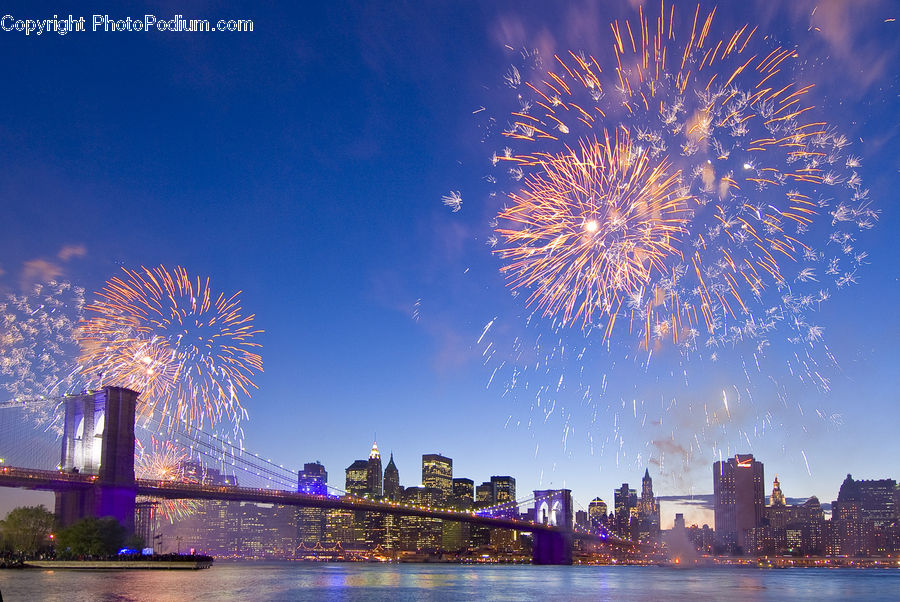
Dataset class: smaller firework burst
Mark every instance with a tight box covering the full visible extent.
[78,265,263,432]
[135,438,201,523]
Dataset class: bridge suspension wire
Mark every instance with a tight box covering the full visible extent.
[136,405,301,490]
[0,396,65,471]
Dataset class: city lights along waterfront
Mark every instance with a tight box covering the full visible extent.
[2,0,899,598]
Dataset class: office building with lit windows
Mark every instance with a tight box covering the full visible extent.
[713,453,765,552]
[422,454,453,499]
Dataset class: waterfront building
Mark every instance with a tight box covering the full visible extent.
[713,453,765,552]
[324,507,355,548]
[747,476,826,556]
[829,474,898,556]
[687,523,715,554]
[296,461,329,547]
[422,454,453,499]
[399,486,443,551]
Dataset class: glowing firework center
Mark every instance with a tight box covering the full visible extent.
[496,131,689,332]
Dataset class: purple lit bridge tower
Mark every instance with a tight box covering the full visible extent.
[55,386,139,531]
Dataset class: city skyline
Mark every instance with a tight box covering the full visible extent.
[1,0,899,522]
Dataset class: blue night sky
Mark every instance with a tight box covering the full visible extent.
[1,0,898,526]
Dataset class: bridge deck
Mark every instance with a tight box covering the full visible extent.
[0,466,633,548]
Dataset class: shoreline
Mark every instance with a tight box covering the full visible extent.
[23,559,212,570]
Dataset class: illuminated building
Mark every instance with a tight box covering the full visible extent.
[575,510,589,530]
[367,441,383,498]
[345,460,369,496]
[382,453,402,549]
[613,483,637,540]
[488,476,519,551]
[770,475,786,507]
[324,507,355,548]
[748,476,826,556]
[383,453,401,500]
[296,462,328,546]
[422,454,453,499]
[361,442,386,550]
[298,462,328,495]
[399,486,443,551]
[490,476,516,516]
[829,474,898,556]
[452,478,474,504]
[588,497,608,530]
[637,469,661,542]
[344,458,370,549]
[713,454,765,552]
[475,481,493,504]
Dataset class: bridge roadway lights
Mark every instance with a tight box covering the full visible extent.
[55,387,139,532]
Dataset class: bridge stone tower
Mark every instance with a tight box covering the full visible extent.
[56,387,138,532]
[532,489,573,565]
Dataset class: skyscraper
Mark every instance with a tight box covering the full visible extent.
[422,454,453,498]
[638,469,661,542]
[452,478,474,505]
[613,483,637,539]
[475,481,493,505]
[367,440,383,498]
[490,476,517,514]
[298,462,328,496]
[297,461,328,547]
[345,460,369,496]
[588,497,608,530]
[383,453,401,500]
[713,453,765,552]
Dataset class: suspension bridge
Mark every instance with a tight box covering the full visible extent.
[0,387,637,564]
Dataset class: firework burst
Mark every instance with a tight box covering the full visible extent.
[496,130,690,334]
[78,265,263,431]
[135,437,200,523]
[493,1,876,354]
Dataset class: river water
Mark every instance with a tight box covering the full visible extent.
[1,562,899,601]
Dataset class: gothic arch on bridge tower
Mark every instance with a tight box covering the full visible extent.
[536,499,563,526]
[532,489,573,530]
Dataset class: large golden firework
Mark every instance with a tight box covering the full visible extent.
[494,2,875,349]
[78,265,262,430]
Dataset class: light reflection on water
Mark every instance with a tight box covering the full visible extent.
[1,562,898,601]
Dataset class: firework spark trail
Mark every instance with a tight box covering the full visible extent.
[0,281,85,429]
[78,265,263,432]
